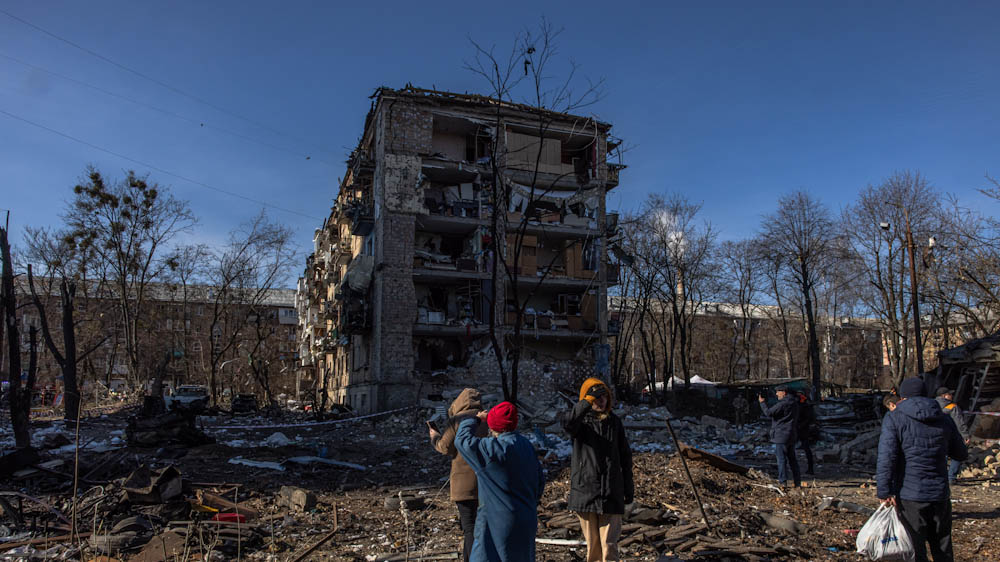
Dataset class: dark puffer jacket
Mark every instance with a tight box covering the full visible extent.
[877,396,968,501]
[760,394,799,444]
[796,396,817,443]
[562,380,634,515]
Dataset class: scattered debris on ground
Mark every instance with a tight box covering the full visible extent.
[2,401,998,561]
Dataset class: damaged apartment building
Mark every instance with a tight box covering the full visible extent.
[296,87,623,414]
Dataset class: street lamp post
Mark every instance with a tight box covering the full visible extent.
[881,208,924,375]
[903,208,924,374]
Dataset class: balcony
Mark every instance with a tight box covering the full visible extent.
[339,305,372,336]
[413,323,489,337]
[349,149,375,177]
[607,163,625,189]
[347,199,374,236]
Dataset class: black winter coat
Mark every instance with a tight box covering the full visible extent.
[761,395,799,444]
[796,400,817,443]
[562,399,634,514]
[877,396,968,502]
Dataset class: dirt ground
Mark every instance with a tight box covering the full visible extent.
[3,409,999,561]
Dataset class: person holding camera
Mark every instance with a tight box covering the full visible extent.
[758,385,801,488]
[428,388,488,562]
[562,378,634,562]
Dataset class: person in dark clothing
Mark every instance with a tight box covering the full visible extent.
[429,388,488,562]
[562,378,634,562]
[877,377,968,562]
[934,387,970,483]
[796,391,817,475]
[758,385,800,487]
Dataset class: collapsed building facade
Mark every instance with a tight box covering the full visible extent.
[297,87,623,414]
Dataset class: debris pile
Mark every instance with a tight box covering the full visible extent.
[2,402,999,561]
[957,441,1000,482]
[126,411,214,448]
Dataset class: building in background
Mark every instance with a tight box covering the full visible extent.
[298,87,623,414]
[12,280,297,406]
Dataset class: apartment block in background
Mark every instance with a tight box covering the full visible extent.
[297,87,623,414]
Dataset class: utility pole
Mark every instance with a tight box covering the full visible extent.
[903,208,924,375]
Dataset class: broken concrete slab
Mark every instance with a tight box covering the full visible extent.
[123,465,182,504]
[700,415,730,431]
[278,486,317,512]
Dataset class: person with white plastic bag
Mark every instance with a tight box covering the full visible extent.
[875,377,967,561]
[856,503,915,561]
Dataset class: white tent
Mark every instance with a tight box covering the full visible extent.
[648,376,717,391]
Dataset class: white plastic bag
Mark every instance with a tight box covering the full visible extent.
[856,503,915,561]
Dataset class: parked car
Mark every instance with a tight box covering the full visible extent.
[165,385,209,412]
[231,393,258,414]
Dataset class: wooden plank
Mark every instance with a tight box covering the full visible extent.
[679,444,750,475]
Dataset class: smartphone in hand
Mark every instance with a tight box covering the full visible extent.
[425,420,438,432]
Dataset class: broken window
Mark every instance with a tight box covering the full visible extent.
[414,338,467,372]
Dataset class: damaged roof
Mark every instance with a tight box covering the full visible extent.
[375,85,614,130]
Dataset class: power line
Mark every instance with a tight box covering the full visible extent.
[0,52,336,166]
[0,107,324,221]
[0,8,334,159]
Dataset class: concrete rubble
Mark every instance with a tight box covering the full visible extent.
[1,398,998,561]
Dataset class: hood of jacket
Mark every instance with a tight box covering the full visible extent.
[897,396,948,423]
[579,378,613,408]
[449,388,482,417]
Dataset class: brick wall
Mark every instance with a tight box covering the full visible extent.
[372,211,417,411]
[384,101,432,156]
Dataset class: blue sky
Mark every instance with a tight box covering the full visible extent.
[2,1,998,280]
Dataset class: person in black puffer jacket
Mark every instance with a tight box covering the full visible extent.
[758,385,800,487]
[877,377,968,562]
[562,378,634,562]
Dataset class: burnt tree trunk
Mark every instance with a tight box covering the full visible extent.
[59,280,79,421]
[27,267,82,423]
[801,263,823,399]
[2,227,36,447]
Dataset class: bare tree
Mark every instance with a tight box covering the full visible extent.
[843,171,940,385]
[204,212,295,405]
[609,212,659,398]
[62,167,195,389]
[631,195,717,393]
[466,19,607,402]
[757,246,798,378]
[937,178,1000,338]
[761,191,836,397]
[719,239,761,382]
[21,227,112,422]
[2,225,39,448]
[154,244,210,398]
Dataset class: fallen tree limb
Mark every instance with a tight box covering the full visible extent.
[0,532,92,552]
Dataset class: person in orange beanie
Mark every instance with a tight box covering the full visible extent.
[562,378,634,561]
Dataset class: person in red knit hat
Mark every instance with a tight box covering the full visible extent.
[454,401,545,561]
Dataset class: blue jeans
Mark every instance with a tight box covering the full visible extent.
[775,442,801,486]
[948,459,961,482]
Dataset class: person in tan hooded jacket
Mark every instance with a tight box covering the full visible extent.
[429,388,489,562]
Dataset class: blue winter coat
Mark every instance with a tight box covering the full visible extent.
[455,418,545,562]
[876,396,968,501]
[760,395,799,444]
